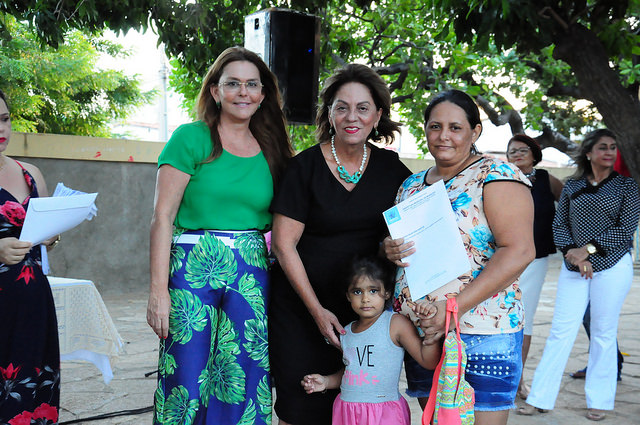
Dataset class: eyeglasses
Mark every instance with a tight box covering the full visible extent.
[219,80,263,93]
[507,147,531,156]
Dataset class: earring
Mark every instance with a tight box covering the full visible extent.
[216,101,221,109]
[374,127,379,137]
[329,126,335,136]
[587,156,591,161]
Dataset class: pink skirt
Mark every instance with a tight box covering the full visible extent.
[332,394,411,425]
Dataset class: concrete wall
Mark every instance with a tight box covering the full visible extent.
[8,133,161,293]
[8,132,577,292]
[19,158,157,292]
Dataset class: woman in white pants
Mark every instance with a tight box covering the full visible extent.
[506,134,563,399]
[518,129,640,421]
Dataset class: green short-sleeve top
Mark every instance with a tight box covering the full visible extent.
[158,121,273,231]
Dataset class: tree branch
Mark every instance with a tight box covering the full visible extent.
[536,126,578,153]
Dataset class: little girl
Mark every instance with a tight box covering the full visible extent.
[302,256,440,425]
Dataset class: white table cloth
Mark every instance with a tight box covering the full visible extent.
[49,277,124,384]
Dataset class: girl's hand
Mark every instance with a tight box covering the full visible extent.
[301,374,327,394]
[412,300,438,320]
[147,288,171,339]
[565,247,589,266]
[382,236,415,267]
[577,260,593,279]
[311,307,345,348]
[418,299,449,345]
[0,237,32,265]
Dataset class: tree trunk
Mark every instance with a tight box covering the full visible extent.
[553,23,640,182]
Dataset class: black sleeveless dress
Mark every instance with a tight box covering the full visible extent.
[269,145,411,425]
[0,163,60,424]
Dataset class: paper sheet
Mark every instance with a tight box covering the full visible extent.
[383,180,470,300]
[19,193,98,245]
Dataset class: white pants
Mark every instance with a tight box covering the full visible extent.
[526,253,632,410]
[519,256,550,336]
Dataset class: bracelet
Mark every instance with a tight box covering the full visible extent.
[49,235,61,248]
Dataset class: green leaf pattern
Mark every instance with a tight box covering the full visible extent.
[198,306,246,406]
[185,232,237,290]
[237,273,266,318]
[170,244,186,277]
[243,318,269,370]
[169,289,207,345]
[237,399,256,425]
[164,386,199,425]
[159,351,177,376]
[153,385,165,424]
[234,232,268,270]
[257,375,272,424]
[157,231,272,424]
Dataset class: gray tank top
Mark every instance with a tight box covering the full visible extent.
[339,310,405,403]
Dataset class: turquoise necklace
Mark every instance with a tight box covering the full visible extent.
[331,135,367,184]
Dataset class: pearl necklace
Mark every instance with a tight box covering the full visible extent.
[331,135,367,184]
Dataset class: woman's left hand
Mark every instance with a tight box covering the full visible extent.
[565,247,589,266]
[418,299,449,345]
[382,236,415,267]
[577,260,593,279]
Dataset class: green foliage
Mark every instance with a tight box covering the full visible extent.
[4,0,640,157]
[0,15,153,136]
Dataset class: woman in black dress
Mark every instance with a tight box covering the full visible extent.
[269,64,411,425]
[0,90,61,424]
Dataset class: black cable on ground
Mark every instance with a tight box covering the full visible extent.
[59,406,153,424]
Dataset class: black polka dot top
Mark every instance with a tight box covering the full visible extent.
[553,171,640,272]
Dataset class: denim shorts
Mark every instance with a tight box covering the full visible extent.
[404,330,523,411]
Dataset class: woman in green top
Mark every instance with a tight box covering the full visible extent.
[147,46,292,425]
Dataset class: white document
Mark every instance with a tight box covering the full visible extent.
[383,180,470,301]
[20,193,98,245]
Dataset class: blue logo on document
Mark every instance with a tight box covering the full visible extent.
[384,206,401,224]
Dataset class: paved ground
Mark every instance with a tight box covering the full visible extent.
[58,253,640,424]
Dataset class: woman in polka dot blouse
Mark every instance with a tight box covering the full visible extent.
[519,129,640,422]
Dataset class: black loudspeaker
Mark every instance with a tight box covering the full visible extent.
[244,8,320,125]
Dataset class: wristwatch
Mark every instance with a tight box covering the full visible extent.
[585,243,597,255]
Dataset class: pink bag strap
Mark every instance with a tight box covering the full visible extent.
[422,297,462,425]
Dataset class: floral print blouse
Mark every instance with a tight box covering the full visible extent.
[393,157,531,335]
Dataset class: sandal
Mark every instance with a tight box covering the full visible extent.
[517,382,530,400]
[516,404,548,416]
[570,366,587,379]
[586,409,606,421]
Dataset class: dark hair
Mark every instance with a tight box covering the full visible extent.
[344,256,395,295]
[571,128,616,178]
[507,134,543,166]
[423,90,482,154]
[316,64,400,145]
[196,46,293,184]
[0,90,8,111]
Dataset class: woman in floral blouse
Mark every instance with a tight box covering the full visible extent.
[384,90,535,425]
[0,89,61,424]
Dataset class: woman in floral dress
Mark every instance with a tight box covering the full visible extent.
[0,90,61,424]
[384,90,535,425]
[146,47,292,424]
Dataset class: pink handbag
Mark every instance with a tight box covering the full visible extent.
[422,298,475,425]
